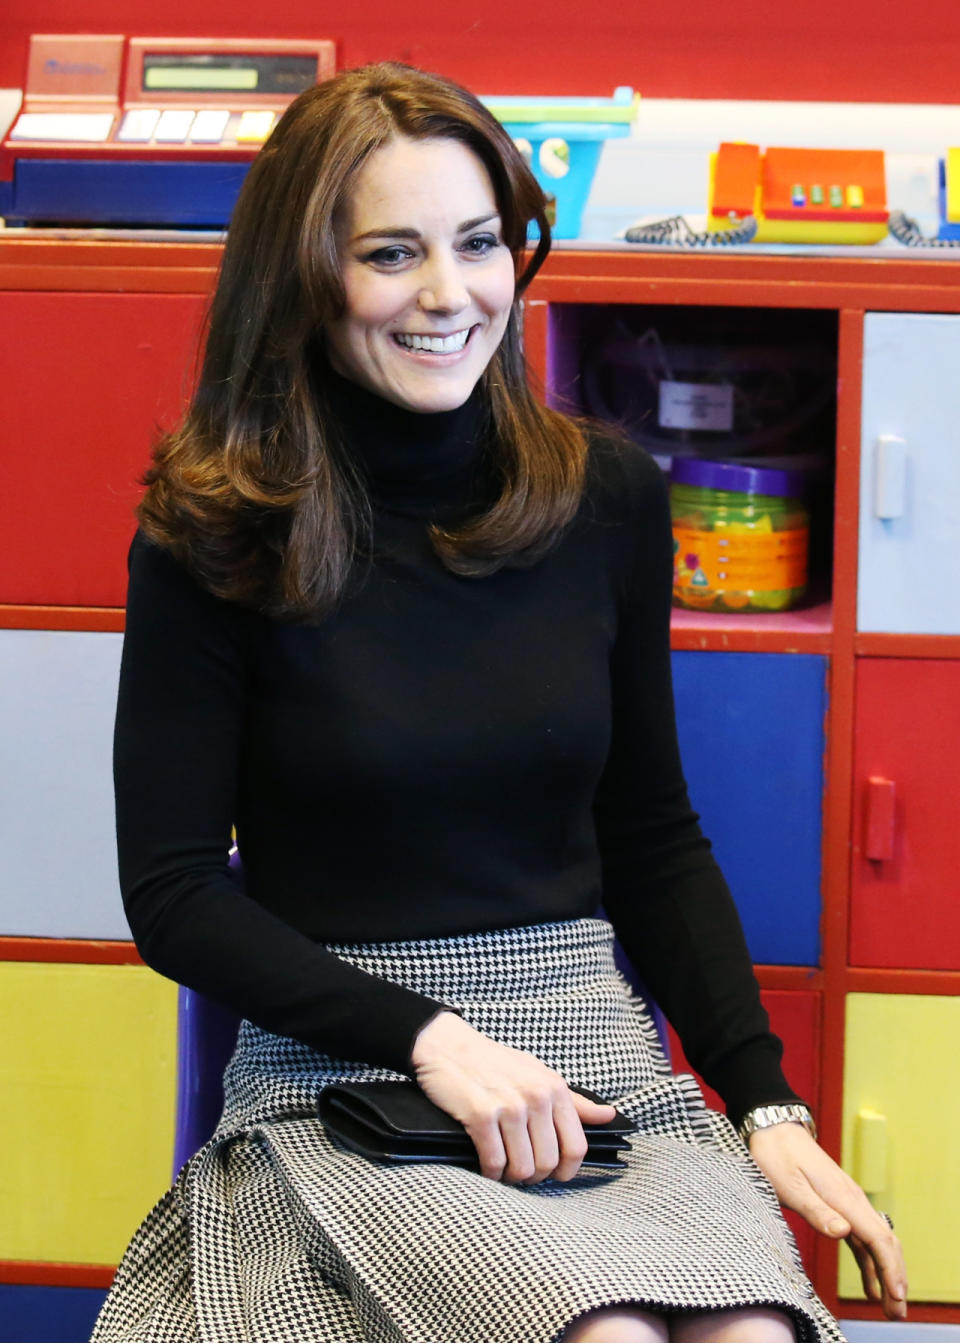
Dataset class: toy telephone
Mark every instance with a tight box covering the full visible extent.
[707,142,888,244]
[0,33,335,226]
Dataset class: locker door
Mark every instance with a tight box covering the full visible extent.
[840,993,960,1302]
[0,629,128,939]
[0,962,176,1265]
[0,291,205,607]
[850,659,960,969]
[859,313,960,635]
[672,652,826,966]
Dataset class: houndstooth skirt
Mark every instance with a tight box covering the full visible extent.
[91,918,846,1343]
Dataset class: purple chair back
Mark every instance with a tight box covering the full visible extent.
[172,986,241,1174]
[611,931,672,1058]
[171,850,243,1175]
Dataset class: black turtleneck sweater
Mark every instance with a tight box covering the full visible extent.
[114,376,800,1126]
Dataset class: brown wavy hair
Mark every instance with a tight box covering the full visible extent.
[138,62,589,618]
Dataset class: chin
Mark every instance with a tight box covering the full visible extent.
[386,377,479,415]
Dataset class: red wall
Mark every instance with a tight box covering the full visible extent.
[3,0,960,104]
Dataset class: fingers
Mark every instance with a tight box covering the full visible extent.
[748,1125,907,1321]
[410,1015,612,1186]
[551,1097,591,1182]
[571,1091,619,1125]
[848,1232,883,1304]
[499,1095,549,1183]
[847,1213,908,1321]
[475,1085,587,1184]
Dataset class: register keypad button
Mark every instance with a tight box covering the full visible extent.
[9,111,114,143]
[118,109,161,143]
[235,110,276,143]
[155,109,197,143]
[190,110,231,143]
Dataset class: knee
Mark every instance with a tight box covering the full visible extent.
[670,1306,796,1343]
[563,1307,669,1343]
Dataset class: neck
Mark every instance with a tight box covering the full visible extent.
[325,369,490,514]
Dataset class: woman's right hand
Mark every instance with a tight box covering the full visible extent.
[410,1010,617,1184]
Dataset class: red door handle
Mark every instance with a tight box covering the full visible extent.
[864,777,896,861]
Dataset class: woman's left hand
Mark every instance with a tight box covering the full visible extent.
[748,1122,907,1320]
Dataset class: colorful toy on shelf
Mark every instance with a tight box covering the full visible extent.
[0,34,335,227]
[707,142,888,244]
[670,457,810,613]
[480,87,638,239]
[939,147,960,240]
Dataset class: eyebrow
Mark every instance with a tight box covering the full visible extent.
[351,212,501,244]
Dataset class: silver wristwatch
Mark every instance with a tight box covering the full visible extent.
[738,1103,817,1145]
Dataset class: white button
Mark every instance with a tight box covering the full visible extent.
[117,109,161,143]
[9,112,114,143]
[154,109,196,143]
[190,109,231,144]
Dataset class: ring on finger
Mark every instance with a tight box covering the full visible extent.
[877,1210,894,1231]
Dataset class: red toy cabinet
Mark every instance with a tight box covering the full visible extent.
[0,266,208,607]
[2,239,960,1329]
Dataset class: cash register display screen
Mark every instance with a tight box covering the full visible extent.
[142,53,318,96]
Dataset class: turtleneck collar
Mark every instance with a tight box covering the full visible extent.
[325,368,490,516]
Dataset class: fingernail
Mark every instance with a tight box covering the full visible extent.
[826,1218,847,1235]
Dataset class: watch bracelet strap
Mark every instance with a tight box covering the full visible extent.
[737,1102,817,1144]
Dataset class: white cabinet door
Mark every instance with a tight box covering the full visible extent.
[0,628,129,938]
[859,313,960,634]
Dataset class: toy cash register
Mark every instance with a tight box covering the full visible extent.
[708,143,888,244]
[0,34,335,227]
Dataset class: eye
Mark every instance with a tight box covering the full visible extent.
[363,244,416,268]
[460,233,501,257]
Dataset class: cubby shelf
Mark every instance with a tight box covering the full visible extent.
[2,237,959,1320]
[670,603,833,653]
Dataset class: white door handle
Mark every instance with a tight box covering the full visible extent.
[874,434,907,520]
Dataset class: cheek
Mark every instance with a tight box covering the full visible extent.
[484,259,517,325]
[338,274,400,342]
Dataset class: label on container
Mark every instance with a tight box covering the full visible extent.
[673,525,808,609]
[659,380,734,432]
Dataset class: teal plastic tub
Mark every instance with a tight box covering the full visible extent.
[481,88,637,239]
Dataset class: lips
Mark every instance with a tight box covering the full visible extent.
[393,327,473,353]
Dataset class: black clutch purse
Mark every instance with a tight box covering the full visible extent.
[318,1080,635,1171]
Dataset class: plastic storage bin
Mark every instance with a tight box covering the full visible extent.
[670,457,810,612]
[481,88,637,239]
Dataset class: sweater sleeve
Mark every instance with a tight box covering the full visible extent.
[114,531,453,1072]
[591,445,804,1127]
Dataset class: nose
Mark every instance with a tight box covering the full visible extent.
[417,253,469,315]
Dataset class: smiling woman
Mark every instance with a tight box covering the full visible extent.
[131,62,577,620]
[326,136,516,413]
[93,60,903,1343]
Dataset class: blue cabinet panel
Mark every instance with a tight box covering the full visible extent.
[0,1285,108,1342]
[671,652,825,965]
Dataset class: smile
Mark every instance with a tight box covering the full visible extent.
[393,328,473,354]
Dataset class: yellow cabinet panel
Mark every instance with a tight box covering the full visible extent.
[0,961,177,1264]
[840,993,960,1301]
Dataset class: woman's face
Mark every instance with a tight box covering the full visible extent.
[326,135,516,414]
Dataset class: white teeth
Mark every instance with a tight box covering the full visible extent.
[394,329,470,353]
